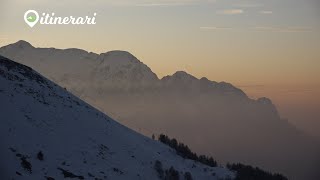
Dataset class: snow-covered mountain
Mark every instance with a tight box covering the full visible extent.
[0,40,245,95]
[97,51,158,82]
[1,40,319,180]
[0,55,235,179]
[160,71,246,96]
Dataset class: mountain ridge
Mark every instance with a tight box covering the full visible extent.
[0,40,248,98]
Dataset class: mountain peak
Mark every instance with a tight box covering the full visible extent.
[200,77,209,81]
[95,50,159,83]
[12,40,34,49]
[257,97,273,105]
[164,71,198,81]
[173,71,195,77]
[100,50,139,64]
[105,50,134,55]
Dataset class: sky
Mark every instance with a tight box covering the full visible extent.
[0,0,319,137]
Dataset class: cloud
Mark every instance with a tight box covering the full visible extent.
[199,26,313,33]
[217,9,244,15]
[135,2,193,7]
[233,3,263,8]
[108,0,214,7]
[253,26,312,33]
[200,26,232,30]
[260,11,273,14]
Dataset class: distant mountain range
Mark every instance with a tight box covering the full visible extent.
[1,40,319,180]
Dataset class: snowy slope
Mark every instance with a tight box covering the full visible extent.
[0,56,234,179]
